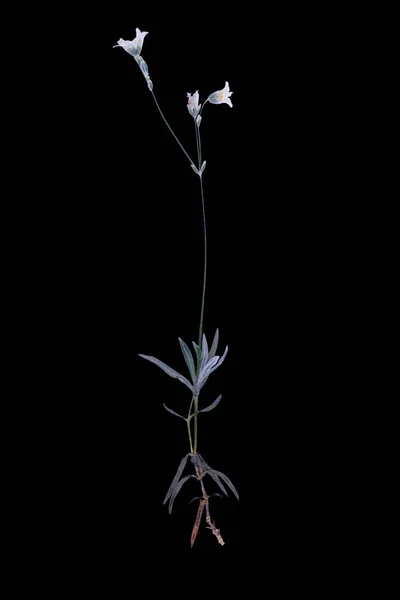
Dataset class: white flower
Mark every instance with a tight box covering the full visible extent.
[207,81,233,108]
[113,28,148,57]
[187,91,201,118]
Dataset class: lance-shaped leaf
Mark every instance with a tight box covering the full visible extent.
[178,338,196,383]
[163,453,190,504]
[163,403,186,420]
[208,346,229,375]
[198,394,222,414]
[191,164,200,175]
[206,469,228,497]
[200,334,209,372]
[209,329,219,360]
[138,354,193,391]
[198,356,220,388]
[169,475,192,514]
[200,161,206,175]
[211,470,239,501]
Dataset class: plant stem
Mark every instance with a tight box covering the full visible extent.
[193,122,207,455]
[191,464,225,547]
[195,124,207,355]
[150,90,195,166]
[193,395,199,453]
[187,396,195,454]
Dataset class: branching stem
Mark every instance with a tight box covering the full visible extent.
[150,90,195,166]
[191,465,225,547]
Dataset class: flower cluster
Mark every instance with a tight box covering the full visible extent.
[113,28,153,90]
[113,29,233,112]
[187,82,233,126]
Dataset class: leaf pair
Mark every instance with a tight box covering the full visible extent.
[191,161,206,176]
[163,394,222,421]
[163,453,193,514]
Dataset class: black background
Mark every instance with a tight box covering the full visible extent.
[18,4,362,564]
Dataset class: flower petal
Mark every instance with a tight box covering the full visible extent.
[207,81,233,107]
[113,38,140,57]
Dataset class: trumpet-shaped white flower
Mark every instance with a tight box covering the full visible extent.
[113,28,148,57]
[207,81,233,108]
[187,91,201,118]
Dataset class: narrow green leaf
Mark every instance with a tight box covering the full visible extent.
[138,354,193,391]
[178,338,196,383]
[199,356,219,383]
[163,403,186,420]
[200,334,209,372]
[192,341,201,373]
[169,475,192,514]
[208,345,229,375]
[206,470,228,496]
[163,454,190,504]
[198,394,222,414]
[213,470,239,501]
[209,329,219,359]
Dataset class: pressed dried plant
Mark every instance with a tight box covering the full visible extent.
[114,28,238,547]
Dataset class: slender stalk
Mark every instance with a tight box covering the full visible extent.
[193,395,199,454]
[187,396,195,454]
[193,122,207,455]
[195,124,207,356]
[150,90,194,166]
[147,92,205,455]
[192,464,225,547]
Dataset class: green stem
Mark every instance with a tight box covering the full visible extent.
[193,121,207,454]
[193,395,199,454]
[195,123,207,356]
[187,396,195,454]
[151,90,195,166]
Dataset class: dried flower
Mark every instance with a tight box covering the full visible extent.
[207,81,233,108]
[187,91,201,118]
